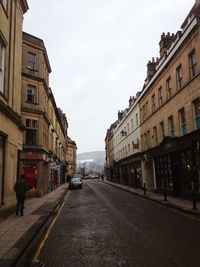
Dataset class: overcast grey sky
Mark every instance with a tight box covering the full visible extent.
[23,0,195,153]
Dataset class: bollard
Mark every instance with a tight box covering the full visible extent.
[143,183,147,195]
[164,188,167,201]
[191,182,197,210]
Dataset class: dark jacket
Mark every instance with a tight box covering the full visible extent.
[14,178,27,195]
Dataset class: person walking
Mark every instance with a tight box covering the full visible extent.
[14,174,27,216]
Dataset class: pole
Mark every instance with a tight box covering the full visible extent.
[143,182,147,195]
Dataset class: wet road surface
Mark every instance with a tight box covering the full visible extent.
[38,180,200,267]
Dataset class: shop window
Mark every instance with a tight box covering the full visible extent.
[193,98,200,129]
[189,49,198,78]
[166,76,172,100]
[27,85,37,103]
[179,108,187,136]
[27,52,36,70]
[168,115,175,137]
[0,38,6,94]
[176,64,183,90]
[25,119,38,146]
[23,165,37,190]
[181,151,193,192]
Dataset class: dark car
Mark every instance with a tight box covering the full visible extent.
[69,177,82,189]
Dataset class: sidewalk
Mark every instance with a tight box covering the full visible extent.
[102,180,200,217]
[0,181,200,267]
[0,184,68,267]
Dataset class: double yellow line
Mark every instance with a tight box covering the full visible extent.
[33,190,70,260]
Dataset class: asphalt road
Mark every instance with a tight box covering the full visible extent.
[38,180,200,267]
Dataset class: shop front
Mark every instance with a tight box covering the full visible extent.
[49,162,60,190]
[112,153,142,188]
[147,130,200,199]
[20,151,50,196]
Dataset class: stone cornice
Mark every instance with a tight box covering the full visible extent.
[21,106,51,126]
[0,99,25,130]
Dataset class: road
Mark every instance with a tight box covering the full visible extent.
[37,180,200,267]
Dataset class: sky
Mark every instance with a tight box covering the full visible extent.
[23,0,195,153]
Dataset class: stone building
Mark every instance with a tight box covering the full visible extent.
[0,0,28,209]
[66,138,77,177]
[20,32,68,196]
[105,95,141,186]
[139,0,200,198]
[105,0,200,200]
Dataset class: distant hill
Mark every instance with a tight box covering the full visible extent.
[77,151,105,161]
[77,151,105,174]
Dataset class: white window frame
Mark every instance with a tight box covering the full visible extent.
[27,85,37,103]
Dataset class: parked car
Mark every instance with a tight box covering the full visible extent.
[69,177,82,189]
[73,173,83,179]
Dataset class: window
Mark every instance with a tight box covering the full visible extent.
[151,94,156,112]
[27,85,37,103]
[160,121,165,140]
[131,118,133,130]
[168,116,175,137]
[27,52,36,70]
[127,123,129,134]
[153,126,158,146]
[25,119,38,146]
[144,133,147,150]
[0,39,5,94]
[179,108,187,136]
[142,105,146,120]
[189,49,197,77]
[193,98,200,129]
[176,64,183,90]
[135,113,138,127]
[128,144,130,154]
[166,77,172,99]
[158,86,163,106]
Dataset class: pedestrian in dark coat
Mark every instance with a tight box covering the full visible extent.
[14,174,27,216]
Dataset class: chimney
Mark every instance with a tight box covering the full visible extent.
[147,57,157,80]
[118,110,124,121]
[129,96,135,107]
[159,32,175,57]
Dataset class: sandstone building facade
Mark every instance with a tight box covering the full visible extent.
[105,0,200,199]
[0,0,28,208]
[20,32,76,196]
[0,2,77,210]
